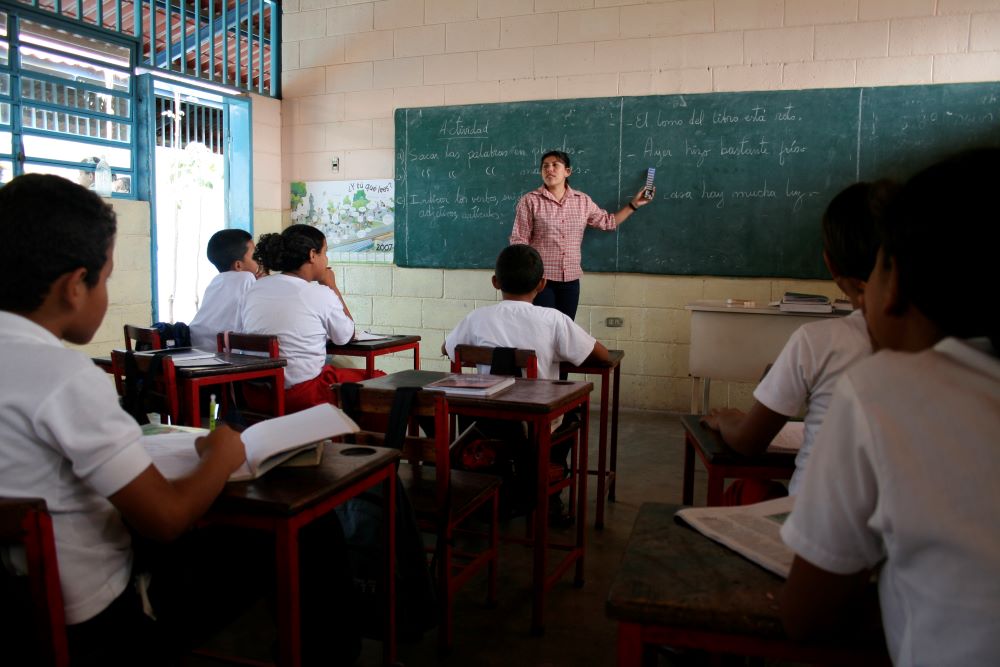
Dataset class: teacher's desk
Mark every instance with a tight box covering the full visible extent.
[686,300,841,413]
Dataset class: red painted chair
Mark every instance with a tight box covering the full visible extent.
[450,344,538,378]
[332,385,500,653]
[0,497,69,667]
[111,349,181,426]
[216,332,284,423]
[123,324,162,352]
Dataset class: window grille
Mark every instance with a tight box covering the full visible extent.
[9,0,279,97]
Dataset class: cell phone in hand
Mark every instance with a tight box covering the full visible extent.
[643,167,655,199]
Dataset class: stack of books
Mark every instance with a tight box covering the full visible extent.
[779,292,833,313]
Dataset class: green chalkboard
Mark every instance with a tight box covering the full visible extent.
[394,82,1000,278]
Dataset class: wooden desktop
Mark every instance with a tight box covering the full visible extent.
[607,502,889,666]
[327,334,421,379]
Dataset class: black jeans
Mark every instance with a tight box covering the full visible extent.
[532,278,581,321]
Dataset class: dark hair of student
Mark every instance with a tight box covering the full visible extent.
[0,174,116,313]
[496,244,544,295]
[206,228,253,273]
[254,224,326,273]
[880,147,1000,347]
[821,179,898,281]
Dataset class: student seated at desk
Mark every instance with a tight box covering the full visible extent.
[780,149,1000,664]
[701,180,896,503]
[443,244,609,379]
[443,244,608,521]
[189,228,259,350]
[0,176,359,666]
[240,224,378,413]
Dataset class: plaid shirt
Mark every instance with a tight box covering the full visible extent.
[509,186,618,282]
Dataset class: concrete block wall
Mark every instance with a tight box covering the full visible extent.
[71,199,153,357]
[277,0,1000,412]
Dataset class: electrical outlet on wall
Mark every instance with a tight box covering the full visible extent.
[606,317,624,327]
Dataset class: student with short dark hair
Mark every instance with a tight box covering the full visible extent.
[780,148,1000,664]
[444,244,609,380]
[0,174,246,664]
[189,228,259,349]
[701,180,897,502]
[239,224,368,412]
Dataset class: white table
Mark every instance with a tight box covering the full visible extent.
[686,300,843,413]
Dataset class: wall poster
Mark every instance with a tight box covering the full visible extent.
[290,179,394,264]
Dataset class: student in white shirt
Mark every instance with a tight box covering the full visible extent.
[701,180,896,502]
[443,244,609,522]
[239,224,366,413]
[189,229,258,350]
[0,175,245,665]
[780,148,1000,665]
[444,244,608,379]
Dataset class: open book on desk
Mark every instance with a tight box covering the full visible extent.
[675,496,796,578]
[142,403,359,481]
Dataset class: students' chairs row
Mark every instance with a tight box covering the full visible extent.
[332,384,500,653]
[0,497,69,667]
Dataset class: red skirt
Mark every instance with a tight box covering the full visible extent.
[243,365,385,415]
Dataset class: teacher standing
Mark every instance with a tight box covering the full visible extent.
[509,150,654,320]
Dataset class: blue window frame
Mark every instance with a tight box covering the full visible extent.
[0,5,138,196]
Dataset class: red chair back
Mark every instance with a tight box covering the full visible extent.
[217,332,280,358]
[450,344,538,378]
[123,325,162,352]
[0,497,69,667]
[110,350,181,426]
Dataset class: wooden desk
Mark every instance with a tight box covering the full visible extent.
[361,369,592,635]
[206,442,400,667]
[686,301,841,413]
[561,350,624,530]
[680,415,796,507]
[327,335,421,379]
[172,351,287,427]
[607,502,889,667]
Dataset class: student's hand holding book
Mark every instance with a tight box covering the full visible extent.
[194,424,247,475]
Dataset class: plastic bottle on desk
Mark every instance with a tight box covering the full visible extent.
[94,157,112,197]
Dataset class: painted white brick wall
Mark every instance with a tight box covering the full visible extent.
[269,0,1000,412]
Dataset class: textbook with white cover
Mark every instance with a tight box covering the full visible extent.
[142,403,359,481]
[425,373,516,397]
[675,496,796,578]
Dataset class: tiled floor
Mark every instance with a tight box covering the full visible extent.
[193,410,720,666]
